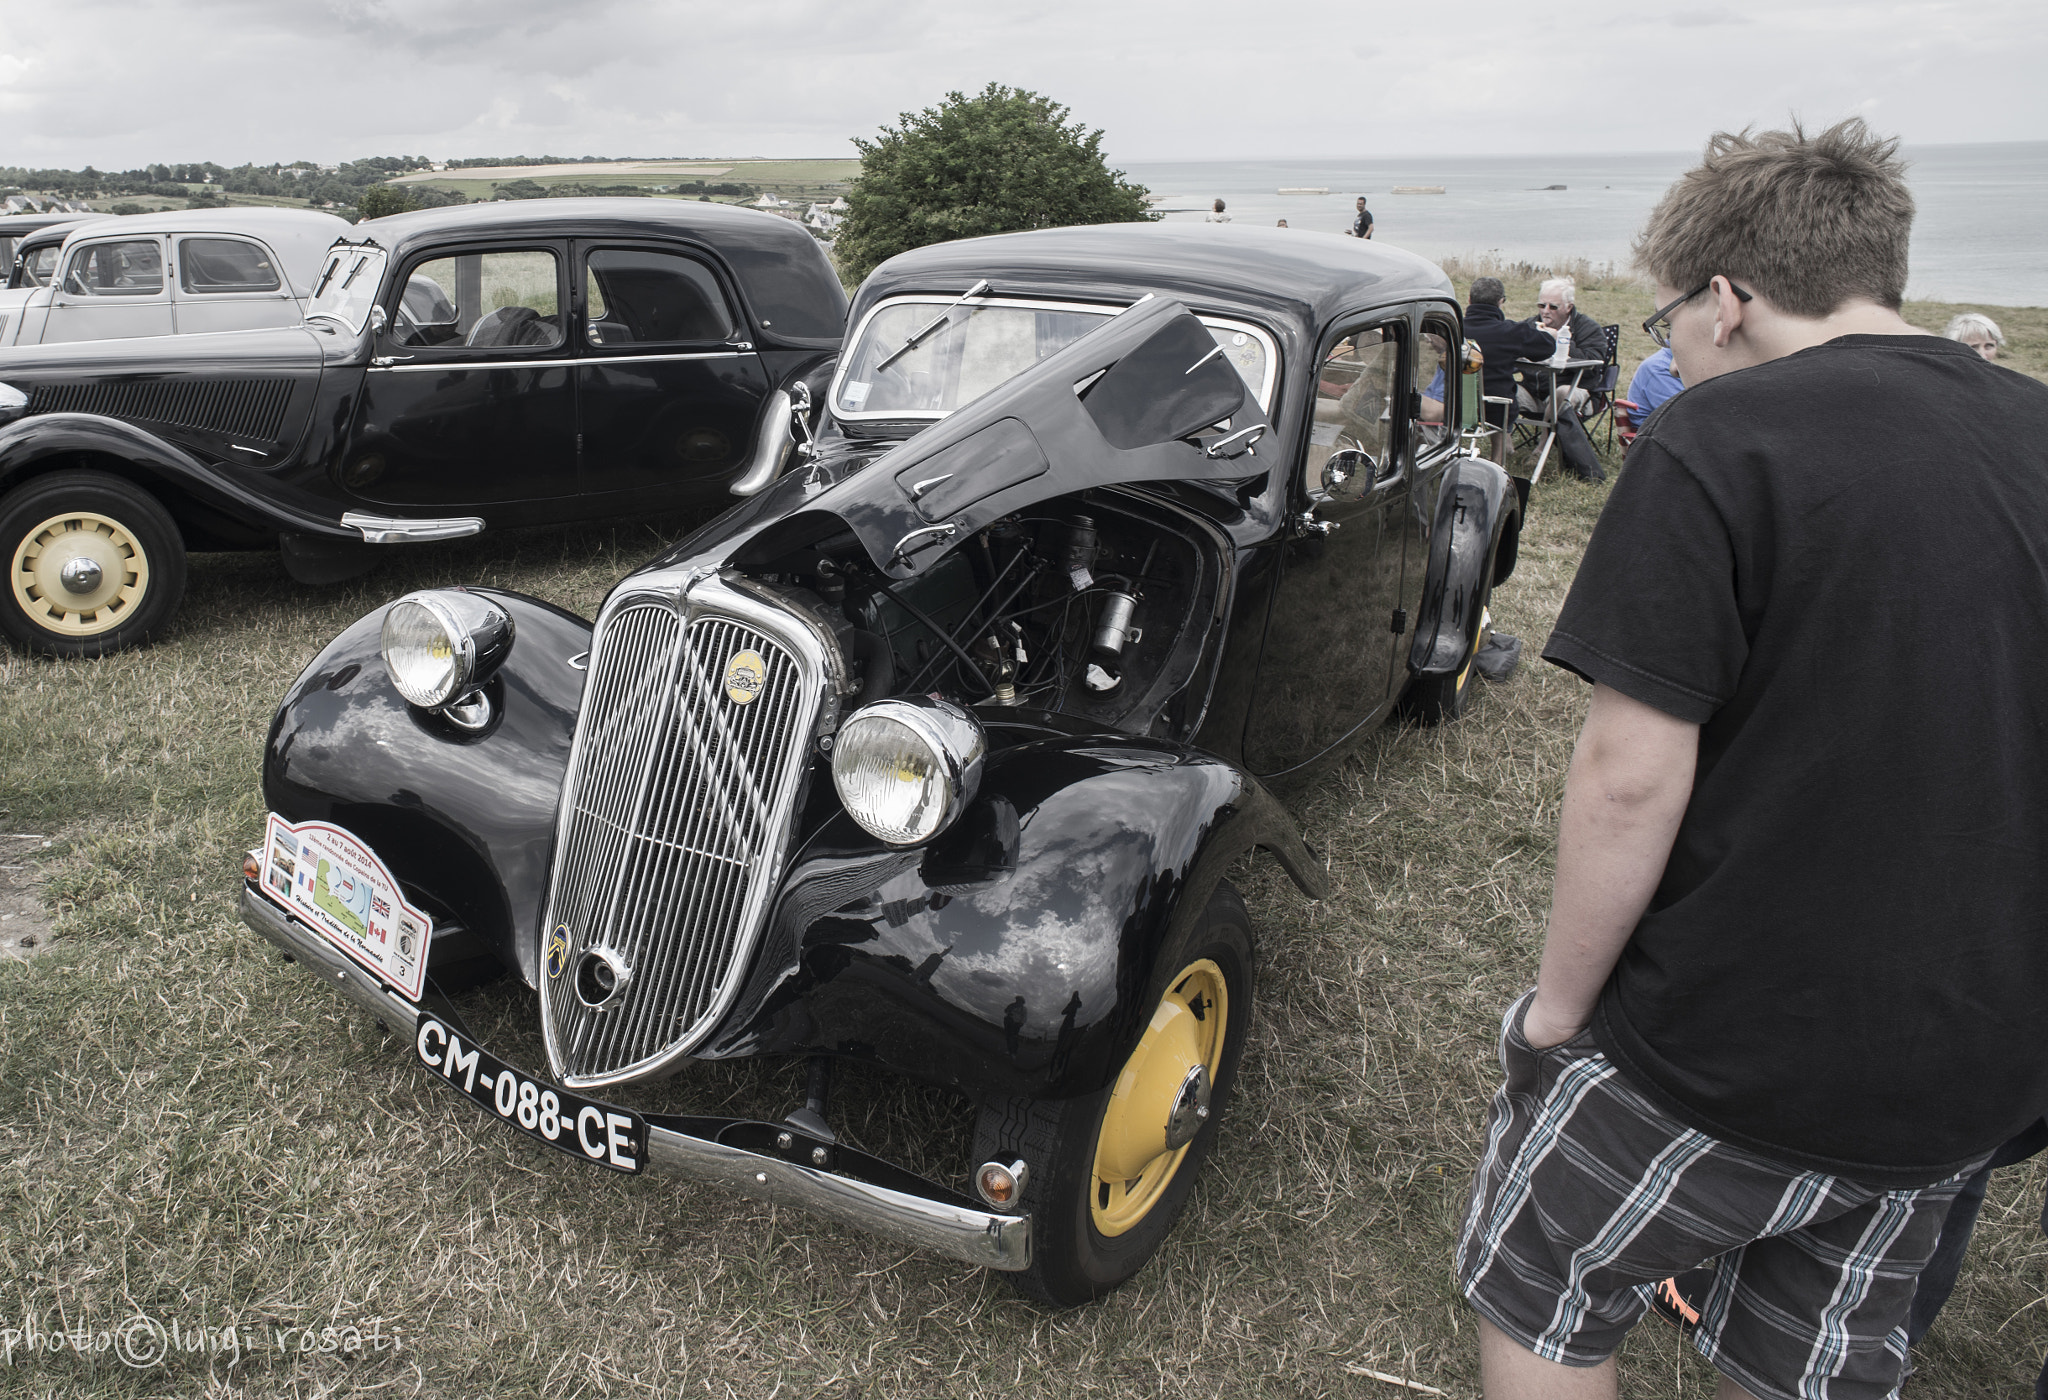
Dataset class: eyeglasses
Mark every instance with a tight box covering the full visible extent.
[1644,279,1752,349]
[1536,301,1565,310]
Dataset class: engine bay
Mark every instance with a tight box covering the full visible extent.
[747,491,1218,737]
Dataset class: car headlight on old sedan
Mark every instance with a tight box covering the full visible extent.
[381,589,515,715]
[831,697,987,846]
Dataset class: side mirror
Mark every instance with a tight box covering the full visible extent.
[1320,448,1373,497]
[368,304,387,336]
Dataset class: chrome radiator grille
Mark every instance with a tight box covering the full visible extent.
[541,586,822,1087]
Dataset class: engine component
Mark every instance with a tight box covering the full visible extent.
[1059,515,1098,591]
[1088,590,1141,674]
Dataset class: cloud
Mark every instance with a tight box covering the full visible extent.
[0,0,2042,168]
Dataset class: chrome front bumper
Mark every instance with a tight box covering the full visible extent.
[239,884,1032,1272]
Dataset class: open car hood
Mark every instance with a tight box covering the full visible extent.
[746,296,1271,580]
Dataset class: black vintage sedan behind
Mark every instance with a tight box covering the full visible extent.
[241,223,1521,1305]
[0,199,845,656]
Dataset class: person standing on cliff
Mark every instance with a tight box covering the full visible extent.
[1455,116,2048,1400]
[1348,195,1374,238]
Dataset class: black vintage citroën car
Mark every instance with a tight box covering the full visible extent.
[241,223,1521,1305]
[0,200,843,656]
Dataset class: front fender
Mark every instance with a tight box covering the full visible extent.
[698,734,1326,1101]
[261,590,591,986]
[0,413,357,539]
[1408,455,1520,675]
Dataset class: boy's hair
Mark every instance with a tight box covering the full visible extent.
[1633,118,1914,318]
[1469,277,1506,306]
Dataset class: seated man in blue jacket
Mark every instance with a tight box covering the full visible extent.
[1627,346,1685,417]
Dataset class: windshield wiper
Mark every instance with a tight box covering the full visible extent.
[874,279,990,372]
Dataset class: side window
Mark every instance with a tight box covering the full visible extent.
[63,240,164,297]
[1308,325,1400,498]
[391,249,563,350]
[1417,315,1458,452]
[22,244,62,288]
[583,248,737,346]
[178,238,281,293]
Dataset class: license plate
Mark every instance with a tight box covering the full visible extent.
[261,814,432,1002]
[415,1015,646,1174]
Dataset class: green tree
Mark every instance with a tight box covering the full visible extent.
[834,83,1152,283]
[355,183,416,220]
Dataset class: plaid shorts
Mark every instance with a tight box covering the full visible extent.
[1457,992,1981,1400]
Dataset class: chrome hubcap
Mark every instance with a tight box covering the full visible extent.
[1163,1063,1212,1150]
[59,556,103,595]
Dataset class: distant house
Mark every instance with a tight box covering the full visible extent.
[751,193,784,209]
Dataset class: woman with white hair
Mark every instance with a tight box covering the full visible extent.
[1944,312,2005,360]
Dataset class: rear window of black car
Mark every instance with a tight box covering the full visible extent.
[720,241,847,344]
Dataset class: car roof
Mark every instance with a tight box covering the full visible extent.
[0,214,92,237]
[338,197,847,346]
[344,195,816,251]
[854,222,1456,348]
[54,208,355,297]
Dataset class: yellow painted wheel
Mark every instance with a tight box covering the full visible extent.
[1090,958,1229,1237]
[9,508,150,637]
[973,881,1253,1306]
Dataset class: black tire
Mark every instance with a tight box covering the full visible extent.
[973,880,1255,1307]
[0,469,187,658]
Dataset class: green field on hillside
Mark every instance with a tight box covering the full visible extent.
[404,157,859,204]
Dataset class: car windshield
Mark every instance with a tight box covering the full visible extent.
[306,245,387,333]
[834,297,1273,421]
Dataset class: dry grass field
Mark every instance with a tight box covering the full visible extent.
[1,278,2042,1398]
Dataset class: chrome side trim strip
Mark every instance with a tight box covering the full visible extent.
[368,351,745,374]
[238,882,1030,1272]
[342,510,485,543]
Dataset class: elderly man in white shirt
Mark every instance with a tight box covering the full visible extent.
[1515,277,1606,419]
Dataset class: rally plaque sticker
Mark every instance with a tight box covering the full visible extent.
[262,814,432,1001]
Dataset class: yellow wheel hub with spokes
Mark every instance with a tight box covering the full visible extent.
[9,509,150,638]
[1090,958,1229,1237]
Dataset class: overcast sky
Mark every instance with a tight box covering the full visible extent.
[5,0,2043,170]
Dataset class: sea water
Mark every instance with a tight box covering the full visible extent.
[1120,143,2048,307]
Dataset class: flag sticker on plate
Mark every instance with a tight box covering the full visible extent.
[262,813,433,1001]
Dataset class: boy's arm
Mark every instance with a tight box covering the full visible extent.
[1523,683,1700,1048]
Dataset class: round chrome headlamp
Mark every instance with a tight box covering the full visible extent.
[380,589,515,709]
[831,697,987,846]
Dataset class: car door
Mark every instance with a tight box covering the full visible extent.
[171,235,300,335]
[1396,308,1467,656]
[42,235,174,343]
[1240,312,1417,777]
[572,240,769,500]
[345,242,578,518]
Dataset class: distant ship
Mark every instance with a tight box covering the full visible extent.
[1390,185,1446,195]
[1276,187,1329,195]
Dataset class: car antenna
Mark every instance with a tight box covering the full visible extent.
[874,279,990,372]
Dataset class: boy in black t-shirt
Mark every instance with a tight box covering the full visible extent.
[1455,118,2048,1400]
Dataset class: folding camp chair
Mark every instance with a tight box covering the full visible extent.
[1614,398,1646,448]
[1579,324,1623,447]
